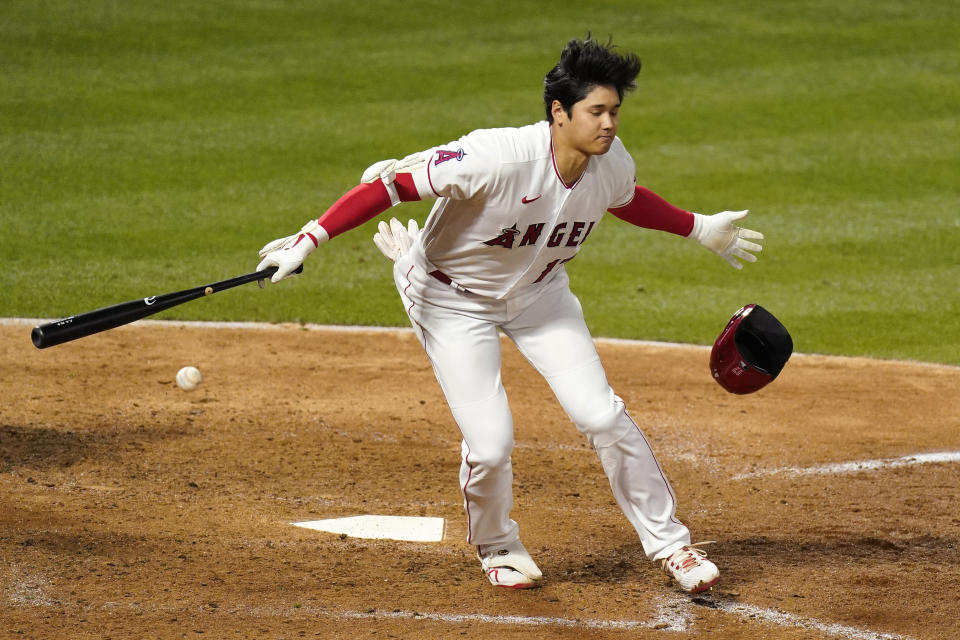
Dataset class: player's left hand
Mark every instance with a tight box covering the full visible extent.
[373,218,420,262]
[689,210,763,269]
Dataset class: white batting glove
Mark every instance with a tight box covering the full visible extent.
[688,210,763,269]
[373,218,420,262]
[256,219,329,283]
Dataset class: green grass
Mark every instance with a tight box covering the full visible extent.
[2,1,958,363]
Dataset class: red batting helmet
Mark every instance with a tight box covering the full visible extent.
[710,304,793,394]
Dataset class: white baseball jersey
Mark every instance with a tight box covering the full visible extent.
[404,120,636,299]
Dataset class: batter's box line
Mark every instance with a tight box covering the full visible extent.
[732,451,960,480]
[696,596,912,640]
[334,598,693,632]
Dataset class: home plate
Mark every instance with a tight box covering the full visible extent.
[292,516,446,542]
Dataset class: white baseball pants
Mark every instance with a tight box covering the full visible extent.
[394,252,692,561]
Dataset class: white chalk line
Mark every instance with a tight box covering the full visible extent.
[334,599,912,639]
[336,601,691,631]
[733,451,960,480]
[5,317,958,371]
[707,599,911,640]
[91,602,679,631]
[331,598,913,639]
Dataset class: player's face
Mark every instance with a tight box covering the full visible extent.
[560,84,621,156]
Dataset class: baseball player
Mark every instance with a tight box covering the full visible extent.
[257,37,762,594]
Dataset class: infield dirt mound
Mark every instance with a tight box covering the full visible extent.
[2,321,958,639]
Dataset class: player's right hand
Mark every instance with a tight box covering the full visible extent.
[373,218,420,262]
[256,219,328,283]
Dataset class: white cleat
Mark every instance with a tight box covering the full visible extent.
[477,540,543,589]
[661,543,720,593]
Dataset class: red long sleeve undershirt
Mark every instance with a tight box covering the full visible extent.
[608,185,694,236]
[315,178,693,240]
[316,175,421,239]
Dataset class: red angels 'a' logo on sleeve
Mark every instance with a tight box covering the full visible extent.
[434,148,466,165]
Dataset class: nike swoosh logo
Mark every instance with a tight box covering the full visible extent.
[521,194,542,204]
[143,296,157,306]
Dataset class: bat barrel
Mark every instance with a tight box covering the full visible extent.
[30,265,288,349]
[31,299,168,349]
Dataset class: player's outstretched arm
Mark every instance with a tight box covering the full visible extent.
[256,156,427,283]
[607,186,763,270]
[688,210,763,269]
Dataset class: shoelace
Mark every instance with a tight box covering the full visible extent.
[662,541,717,572]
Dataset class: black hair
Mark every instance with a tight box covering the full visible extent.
[543,36,642,123]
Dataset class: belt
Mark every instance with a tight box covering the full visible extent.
[429,269,472,294]
[429,270,453,285]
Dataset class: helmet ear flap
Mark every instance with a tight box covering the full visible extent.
[710,305,793,394]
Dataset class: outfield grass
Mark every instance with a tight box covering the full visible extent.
[2,1,958,363]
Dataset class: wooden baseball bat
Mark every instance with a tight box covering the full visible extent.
[31,265,301,349]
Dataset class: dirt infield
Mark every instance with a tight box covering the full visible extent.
[2,320,959,639]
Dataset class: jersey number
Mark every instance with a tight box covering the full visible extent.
[534,256,574,283]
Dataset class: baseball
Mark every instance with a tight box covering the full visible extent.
[176,366,203,391]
